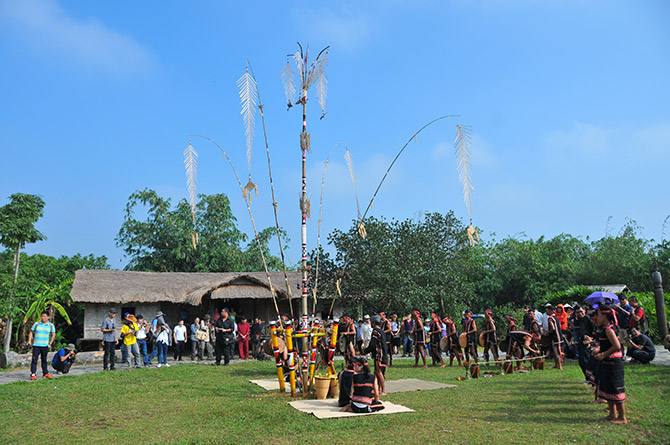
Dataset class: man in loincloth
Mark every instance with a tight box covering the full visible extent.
[412,309,427,368]
[443,316,462,366]
[365,316,388,395]
[341,314,357,364]
[463,310,478,363]
[428,311,446,367]
[379,311,393,366]
[482,309,499,362]
[546,305,563,370]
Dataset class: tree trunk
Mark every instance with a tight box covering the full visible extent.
[2,243,21,352]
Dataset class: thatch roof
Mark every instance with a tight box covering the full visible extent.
[70,270,302,305]
[587,284,630,294]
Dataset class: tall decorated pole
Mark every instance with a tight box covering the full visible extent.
[282,43,330,368]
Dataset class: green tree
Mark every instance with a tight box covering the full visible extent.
[0,251,109,349]
[581,221,654,292]
[316,212,472,318]
[0,193,46,352]
[116,189,286,273]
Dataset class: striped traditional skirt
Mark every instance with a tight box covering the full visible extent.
[597,358,626,402]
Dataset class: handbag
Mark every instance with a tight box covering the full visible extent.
[195,328,208,341]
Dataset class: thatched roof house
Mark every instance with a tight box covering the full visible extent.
[71,270,301,340]
[587,284,630,294]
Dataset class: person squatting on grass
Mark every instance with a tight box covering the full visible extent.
[52,343,77,374]
[625,326,655,364]
[27,311,56,380]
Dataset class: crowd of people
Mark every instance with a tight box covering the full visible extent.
[333,297,654,420]
[18,295,664,422]
[98,307,267,371]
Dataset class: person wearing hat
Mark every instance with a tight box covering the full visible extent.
[199,314,214,360]
[52,343,77,374]
[101,308,118,371]
[121,313,141,368]
[360,315,372,350]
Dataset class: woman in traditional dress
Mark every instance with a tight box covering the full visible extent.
[593,305,627,424]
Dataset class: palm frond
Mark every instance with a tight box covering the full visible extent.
[281,58,297,106]
[293,50,305,90]
[454,124,474,218]
[237,68,258,173]
[50,301,72,325]
[315,67,328,117]
[183,142,198,226]
[344,149,362,219]
[306,49,329,90]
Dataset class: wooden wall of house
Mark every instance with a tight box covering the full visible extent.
[83,303,160,340]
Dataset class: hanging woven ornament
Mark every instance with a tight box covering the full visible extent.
[467,224,480,247]
[357,221,367,239]
[243,178,258,205]
[299,195,311,218]
[300,131,311,153]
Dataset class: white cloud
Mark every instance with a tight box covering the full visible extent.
[296,6,377,51]
[543,122,670,164]
[0,0,155,75]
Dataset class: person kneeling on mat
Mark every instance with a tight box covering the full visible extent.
[342,357,385,414]
[52,343,77,374]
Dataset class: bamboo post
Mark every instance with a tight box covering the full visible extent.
[327,319,339,376]
[308,321,320,388]
[285,323,296,396]
[270,322,285,393]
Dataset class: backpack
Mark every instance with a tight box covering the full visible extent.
[639,305,649,334]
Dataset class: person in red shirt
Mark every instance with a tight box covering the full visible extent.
[237,316,250,359]
[628,297,645,331]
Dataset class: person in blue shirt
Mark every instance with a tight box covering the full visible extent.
[52,344,77,374]
[27,311,56,380]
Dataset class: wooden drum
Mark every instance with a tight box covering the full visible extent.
[459,332,468,348]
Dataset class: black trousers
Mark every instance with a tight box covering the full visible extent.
[53,358,74,374]
[628,349,654,364]
[215,338,233,365]
[578,343,590,377]
[30,346,49,376]
[103,341,116,370]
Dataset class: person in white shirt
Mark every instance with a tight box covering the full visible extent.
[173,319,188,361]
[360,315,373,350]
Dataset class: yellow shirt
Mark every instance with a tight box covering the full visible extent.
[121,321,139,346]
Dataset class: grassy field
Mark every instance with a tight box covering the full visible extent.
[0,359,668,444]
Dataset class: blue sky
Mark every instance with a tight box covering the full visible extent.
[1,0,668,269]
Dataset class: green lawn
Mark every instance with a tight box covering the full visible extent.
[1,359,668,444]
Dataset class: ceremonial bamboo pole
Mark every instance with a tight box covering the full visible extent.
[327,319,339,376]
[270,322,285,393]
[327,115,459,317]
[308,321,320,388]
[285,323,296,396]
